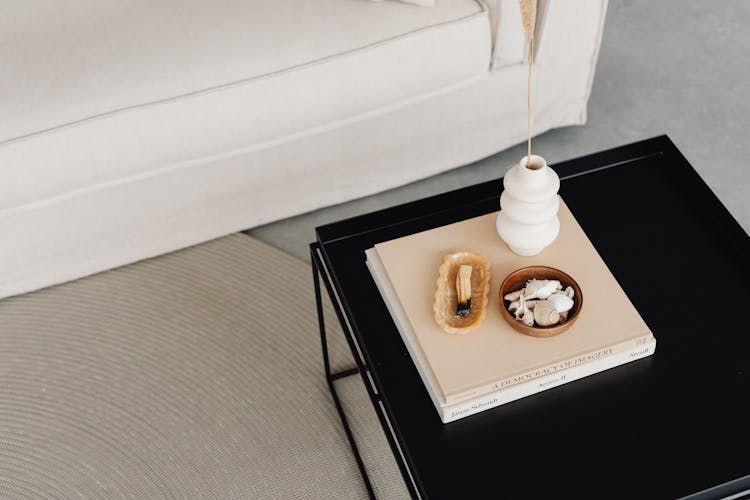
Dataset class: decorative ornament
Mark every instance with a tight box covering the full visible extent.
[496,155,560,256]
[496,0,561,256]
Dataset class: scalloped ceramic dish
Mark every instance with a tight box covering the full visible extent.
[433,251,491,335]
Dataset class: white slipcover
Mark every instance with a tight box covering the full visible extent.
[0,0,607,298]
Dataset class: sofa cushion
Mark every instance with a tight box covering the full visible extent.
[0,0,495,298]
[0,0,489,212]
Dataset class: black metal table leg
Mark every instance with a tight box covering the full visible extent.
[311,243,420,499]
[311,243,376,500]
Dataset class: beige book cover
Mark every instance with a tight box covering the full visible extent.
[373,199,653,404]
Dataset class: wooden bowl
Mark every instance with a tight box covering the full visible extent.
[499,266,583,338]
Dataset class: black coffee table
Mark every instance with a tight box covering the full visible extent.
[310,136,750,499]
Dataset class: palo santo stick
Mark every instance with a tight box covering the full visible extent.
[456,265,473,317]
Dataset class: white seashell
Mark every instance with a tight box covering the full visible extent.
[514,295,528,320]
[547,294,574,313]
[533,300,560,326]
[523,279,562,300]
[564,286,574,299]
[514,295,535,327]
[508,299,538,312]
[521,308,535,327]
[504,289,524,302]
[516,295,533,324]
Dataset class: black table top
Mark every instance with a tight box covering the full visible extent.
[315,136,750,499]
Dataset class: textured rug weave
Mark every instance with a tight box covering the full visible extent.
[0,234,406,499]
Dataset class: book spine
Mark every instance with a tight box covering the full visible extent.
[441,339,656,423]
[444,332,654,405]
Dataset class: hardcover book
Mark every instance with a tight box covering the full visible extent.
[365,199,655,423]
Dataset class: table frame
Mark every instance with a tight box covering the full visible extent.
[310,136,750,499]
[311,243,421,499]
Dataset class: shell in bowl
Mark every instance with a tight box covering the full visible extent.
[499,266,583,338]
[433,251,491,335]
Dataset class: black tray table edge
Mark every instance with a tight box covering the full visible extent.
[317,135,662,244]
[311,135,750,499]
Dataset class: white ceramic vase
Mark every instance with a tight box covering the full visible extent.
[496,155,560,256]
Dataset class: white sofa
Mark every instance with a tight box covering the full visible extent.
[0,0,607,299]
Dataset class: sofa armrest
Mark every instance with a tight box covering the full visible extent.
[484,0,525,68]
[485,0,608,71]
[534,0,608,66]
[533,0,608,124]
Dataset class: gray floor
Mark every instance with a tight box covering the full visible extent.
[251,0,750,260]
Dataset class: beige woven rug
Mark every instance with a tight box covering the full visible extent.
[0,234,407,499]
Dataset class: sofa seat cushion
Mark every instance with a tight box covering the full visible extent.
[0,0,490,212]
